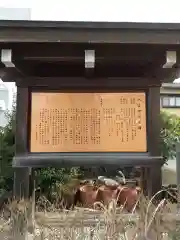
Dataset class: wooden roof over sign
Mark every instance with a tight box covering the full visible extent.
[0,20,180,45]
[1,20,180,43]
[0,20,180,83]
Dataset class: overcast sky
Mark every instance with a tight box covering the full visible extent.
[1,0,180,22]
[1,0,180,108]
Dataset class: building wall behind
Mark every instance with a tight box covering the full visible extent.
[160,86,180,116]
[161,88,180,94]
[0,88,9,127]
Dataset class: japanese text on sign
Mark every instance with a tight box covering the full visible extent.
[30,92,147,152]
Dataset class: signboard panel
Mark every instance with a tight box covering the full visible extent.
[30,92,147,152]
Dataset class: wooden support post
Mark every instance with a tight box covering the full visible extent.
[141,167,150,196]
[147,87,162,196]
[149,164,162,196]
[13,168,30,200]
[13,86,30,200]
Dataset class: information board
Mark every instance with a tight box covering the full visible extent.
[30,92,147,152]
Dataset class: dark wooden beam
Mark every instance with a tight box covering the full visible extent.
[13,153,163,168]
[16,77,161,88]
[84,68,94,78]
[1,53,177,82]
[1,20,180,44]
[0,67,23,82]
[10,43,166,63]
[1,65,177,83]
[143,66,179,83]
[12,62,150,78]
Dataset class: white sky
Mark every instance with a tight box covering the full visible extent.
[1,0,180,108]
[1,0,180,23]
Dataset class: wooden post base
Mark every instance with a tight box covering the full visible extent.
[13,167,30,200]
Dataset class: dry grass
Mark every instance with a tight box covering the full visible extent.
[0,189,179,239]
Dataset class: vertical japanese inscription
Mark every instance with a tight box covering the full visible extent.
[30,92,147,152]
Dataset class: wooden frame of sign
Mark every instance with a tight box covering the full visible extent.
[14,80,162,198]
[15,84,161,167]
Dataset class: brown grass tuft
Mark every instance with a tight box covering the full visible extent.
[0,190,179,239]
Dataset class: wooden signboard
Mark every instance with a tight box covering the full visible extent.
[30,92,147,152]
